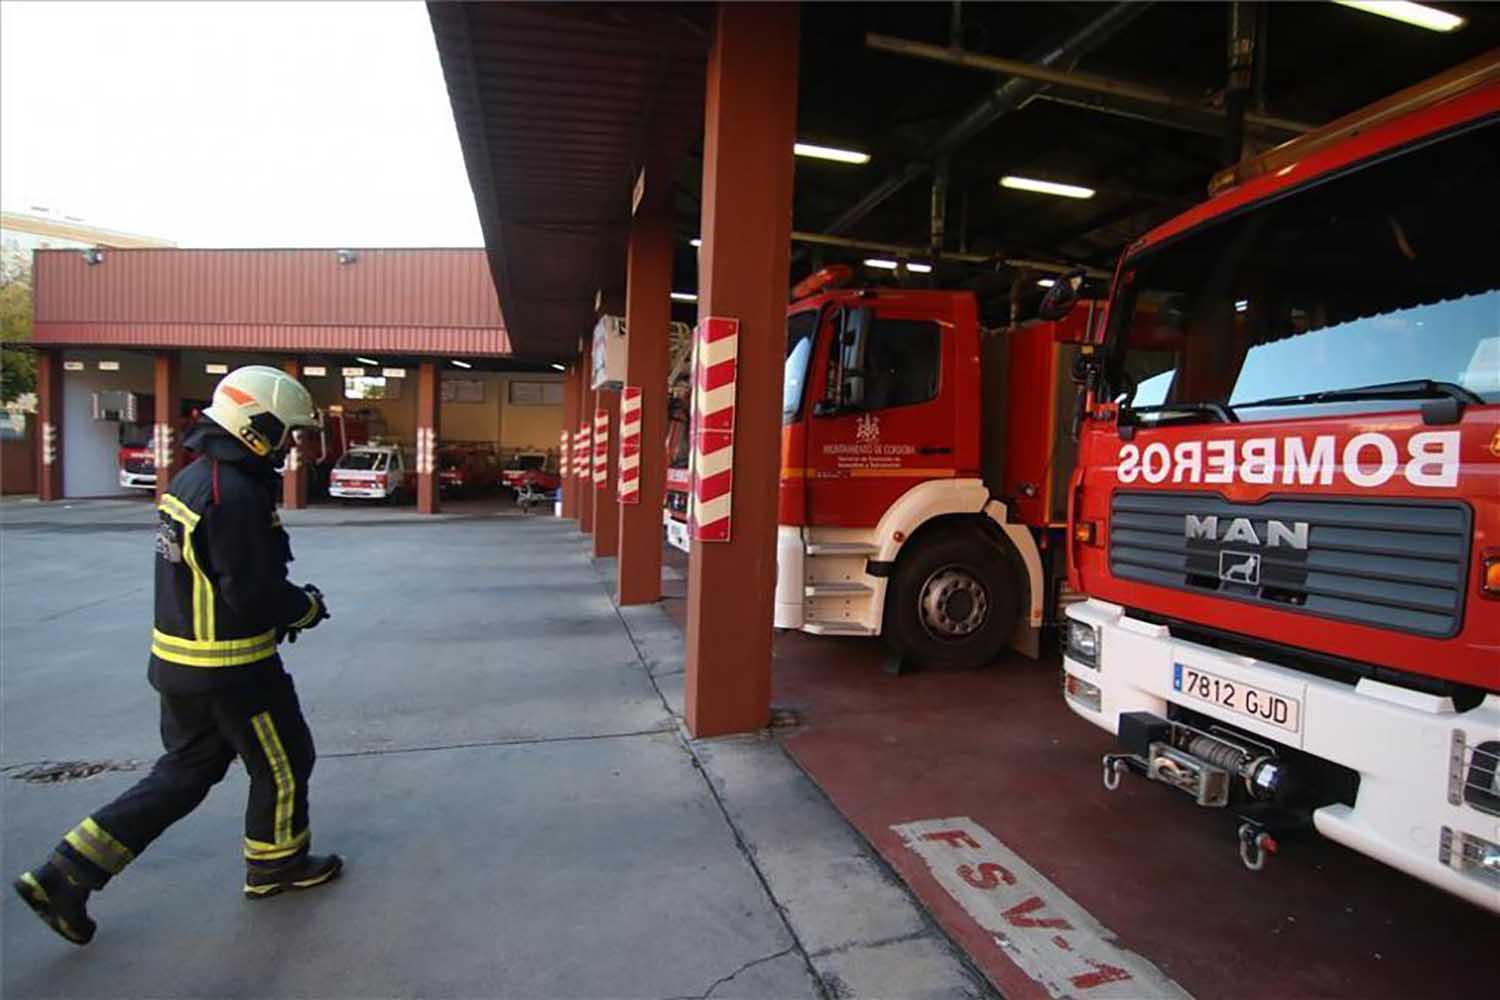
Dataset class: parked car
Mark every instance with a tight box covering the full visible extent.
[438,445,501,494]
[328,444,409,501]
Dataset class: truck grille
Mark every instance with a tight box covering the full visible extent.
[125,458,154,475]
[1109,492,1470,638]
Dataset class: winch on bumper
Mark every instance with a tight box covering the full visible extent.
[1062,598,1500,914]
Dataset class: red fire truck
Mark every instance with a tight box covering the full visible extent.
[762,266,1093,666]
[1056,56,1499,911]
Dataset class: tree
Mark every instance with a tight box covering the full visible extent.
[0,262,35,404]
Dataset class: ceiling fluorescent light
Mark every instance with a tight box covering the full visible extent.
[1037,278,1057,288]
[450,359,473,369]
[1332,1,1466,32]
[794,142,871,165]
[355,356,379,366]
[690,238,702,248]
[905,262,933,274]
[670,292,698,302]
[863,258,899,270]
[550,363,567,371]
[1001,175,1096,199]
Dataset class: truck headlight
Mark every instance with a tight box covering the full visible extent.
[1065,619,1100,667]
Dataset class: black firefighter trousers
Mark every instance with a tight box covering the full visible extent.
[52,671,316,889]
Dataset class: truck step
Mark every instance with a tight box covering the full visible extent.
[804,581,873,597]
[806,542,879,557]
[804,620,877,637]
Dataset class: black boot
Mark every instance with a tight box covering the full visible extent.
[13,861,97,946]
[244,852,343,899]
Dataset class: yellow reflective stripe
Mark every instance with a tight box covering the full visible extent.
[64,818,134,874]
[251,712,295,847]
[158,493,200,526]
[151,629,276,653]
[289,593,321,629]
[244,828,310,862]
[151,629,277,668]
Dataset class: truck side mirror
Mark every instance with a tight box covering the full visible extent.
[839,306,873,409]
[1037,269,1085,321]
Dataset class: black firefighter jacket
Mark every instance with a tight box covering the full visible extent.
[149,423,321,695]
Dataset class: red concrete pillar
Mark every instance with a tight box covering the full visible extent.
[281,358,309,509]
[153,352,182,503]
[416,361,441,514]
[684,2,799,738]
[592,388,620,558]
[617,213,672,605]
[560,361,581,520]
[35,349,63,501]
[578,376,596,535]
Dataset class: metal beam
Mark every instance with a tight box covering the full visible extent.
[790,230,1112,279]
[866,31,1315,137]
[825,3,1151,236]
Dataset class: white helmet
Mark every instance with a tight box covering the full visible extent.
[204,365,320,457]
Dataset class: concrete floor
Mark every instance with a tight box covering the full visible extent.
[1,498,986,999]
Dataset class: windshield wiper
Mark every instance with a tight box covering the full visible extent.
[1234,379,1483,410]
[1123,402,1239,423]
[1116,400,1237,439]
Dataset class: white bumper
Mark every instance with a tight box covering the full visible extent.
[119,469,155,490]
[329,485,391,499]
[1063,598,1500,914]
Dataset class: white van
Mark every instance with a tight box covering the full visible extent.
[328,444,409,501]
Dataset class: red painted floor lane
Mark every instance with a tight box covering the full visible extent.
[658,546,1494,997]
[765,630,1498,1000]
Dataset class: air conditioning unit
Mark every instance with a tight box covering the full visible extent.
[591,314,628,390]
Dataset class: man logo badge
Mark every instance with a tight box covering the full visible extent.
[1219,550,1261,586]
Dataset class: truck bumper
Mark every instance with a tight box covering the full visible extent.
[119,470,156,490]
[1062,598,1500,914]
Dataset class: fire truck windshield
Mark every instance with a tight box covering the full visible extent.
[783,308,819,423]
[1105,119,1499,424]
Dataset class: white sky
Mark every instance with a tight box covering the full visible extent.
[0,1,484,247]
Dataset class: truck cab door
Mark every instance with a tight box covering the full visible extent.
[803,300,959,528]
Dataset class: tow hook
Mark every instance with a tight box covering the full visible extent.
[1238,822,1278,872]
[1102,753,1130,791]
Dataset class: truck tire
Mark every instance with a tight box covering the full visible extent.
[882,526,1024,670]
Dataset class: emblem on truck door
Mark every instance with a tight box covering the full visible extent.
[1218,551,1261,585]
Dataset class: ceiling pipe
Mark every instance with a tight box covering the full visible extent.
[1223,2,1260,166]
[1027,91,1287,141]
[865,30,1314,136]
[824,2,1152,236]
[790,229,1112,279]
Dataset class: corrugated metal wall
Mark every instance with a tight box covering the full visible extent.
[33,248,507,350]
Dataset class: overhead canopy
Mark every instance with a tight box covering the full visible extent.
[432,2,1500,351]
[428,2,709,360]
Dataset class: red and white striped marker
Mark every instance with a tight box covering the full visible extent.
[689,317,738,542]
[559,429,569,479]
[592,408,609,488]
[617,386,642,504]
[574,425,590,479]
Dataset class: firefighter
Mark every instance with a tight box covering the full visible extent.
[13,366,341,946]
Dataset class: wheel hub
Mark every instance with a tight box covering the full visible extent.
[918,566,989,640]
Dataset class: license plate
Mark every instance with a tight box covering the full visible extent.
[1172,663,1301,734]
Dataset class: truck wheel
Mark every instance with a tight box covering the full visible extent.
[883,528,1024,670]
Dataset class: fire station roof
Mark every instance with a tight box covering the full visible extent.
[427,2,709,360]
[432,3,1500,358]
[30,247,510,357]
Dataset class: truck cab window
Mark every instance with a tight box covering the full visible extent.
[861,319,941,410]
[1106,120,1500,422]
[782,309,819,423]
